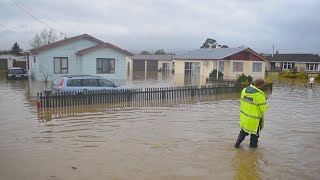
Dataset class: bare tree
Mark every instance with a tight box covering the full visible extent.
[30,29,58,48]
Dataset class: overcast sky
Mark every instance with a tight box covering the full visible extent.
[1,0,320,54]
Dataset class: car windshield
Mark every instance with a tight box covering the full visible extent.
[9,69,26,74]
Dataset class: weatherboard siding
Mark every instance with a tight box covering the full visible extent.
[80,48,127,80]
[31,39,99,81]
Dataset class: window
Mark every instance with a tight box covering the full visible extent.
[233,62,244,72]
[185,62,192,75]
[83,79,99,86]
[33,56,36,63]
[306,63,318,71]
[252,62,262,72]
[218,61,224,72]
[99,79,115,87]
[162,63,170,70]
[67,79,81,87]
[54,57,68,74]
[282,62,294,70]
[96,58,115,74]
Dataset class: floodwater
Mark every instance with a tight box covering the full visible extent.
[0,72,319,180]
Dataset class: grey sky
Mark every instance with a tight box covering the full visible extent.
[1,0,320,54]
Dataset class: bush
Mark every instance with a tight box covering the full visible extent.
[279,71,307,79]
[208,69,224,80]
[235,73,253,87]
[315,73,320,82]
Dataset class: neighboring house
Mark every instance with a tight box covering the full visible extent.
[173,47,269,84]
[128,54,173,72]
[25,34,133,81]
[264,54,320,73]
[0,54,26,70]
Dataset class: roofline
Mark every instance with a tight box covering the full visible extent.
[28,34,105,54]
[270,61,320,63]
[243,48,269,62]
[77,43,133,56]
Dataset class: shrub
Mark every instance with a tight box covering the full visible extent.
[235,73,252,87]
[279,70,307,79]
[315,73,320,82]
[208,69,224,80]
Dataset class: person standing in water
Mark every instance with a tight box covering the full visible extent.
[235,79,268,148]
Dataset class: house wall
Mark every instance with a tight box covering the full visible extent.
[226,60,266,80]
[174,59,266,81]
[29,39,99,81]
[80,48,127,80]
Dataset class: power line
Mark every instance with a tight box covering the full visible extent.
[10,0,67,36]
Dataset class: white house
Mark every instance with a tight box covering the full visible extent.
[26,34,133,81]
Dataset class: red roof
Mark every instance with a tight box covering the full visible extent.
[29,34,105,54]
[77,43,133,56]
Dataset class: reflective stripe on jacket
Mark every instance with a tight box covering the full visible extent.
[240,84,268,135]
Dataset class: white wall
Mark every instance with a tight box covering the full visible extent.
[30,39,99,81]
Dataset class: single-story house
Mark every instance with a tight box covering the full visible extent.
[25,34,133,81]
[172,47,269,84]
[264,54,320,73]
[0,54,26,70]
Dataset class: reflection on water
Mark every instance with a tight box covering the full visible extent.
[233,149,263,180]
[0,71,320,179]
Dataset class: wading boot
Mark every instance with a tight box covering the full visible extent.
[234,134,246,148]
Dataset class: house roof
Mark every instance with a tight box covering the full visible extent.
[77,43,133,56]
[173,47,247,60]
[265,54,320,63]
[28,34,105,54]
[129,55,173,61]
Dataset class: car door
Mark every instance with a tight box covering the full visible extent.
[82,79,101,91]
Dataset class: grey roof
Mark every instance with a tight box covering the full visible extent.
[173,47,248,60]
[130,55,173,61]
[265,54,320,62]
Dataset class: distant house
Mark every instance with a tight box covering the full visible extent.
[128,54,173,72]
[0,54,26,70]
[25,34,133,81]
[264,54,320,73]
[172,47,269,84]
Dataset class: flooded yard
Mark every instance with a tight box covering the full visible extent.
[0,72,319,180]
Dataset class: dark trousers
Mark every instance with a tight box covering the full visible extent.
[235,129,259,148]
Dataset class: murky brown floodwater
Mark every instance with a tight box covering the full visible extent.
[0,71,319,180]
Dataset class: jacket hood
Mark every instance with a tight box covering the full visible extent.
[245,85,258,93]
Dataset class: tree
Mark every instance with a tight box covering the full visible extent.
[10,42,23,55]
[30,28,58,48]
[200,38,229,48]
[200,38,217,48]
[154,49,166,55]
[140,50,152,55]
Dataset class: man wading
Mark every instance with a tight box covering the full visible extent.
[235,79,268,148]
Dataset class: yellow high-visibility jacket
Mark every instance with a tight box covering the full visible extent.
[239,84,268,135]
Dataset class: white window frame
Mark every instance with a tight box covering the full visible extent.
[252,62,262,72]
[282,62,294,70]
[232,62,244,72]
[54,57,68,74]
[306,63,319,71]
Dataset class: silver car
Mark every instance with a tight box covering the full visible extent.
[51,75,126,93]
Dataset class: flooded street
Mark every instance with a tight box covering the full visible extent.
[0,72,319,180]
